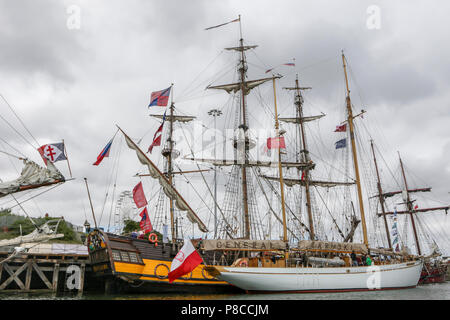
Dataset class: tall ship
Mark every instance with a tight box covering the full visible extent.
[86,16,448,294]
[204,49,436,293]
[86,16,314,293]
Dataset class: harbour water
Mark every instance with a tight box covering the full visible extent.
[1,282,448,300]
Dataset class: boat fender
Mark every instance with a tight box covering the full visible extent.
[149,233,158,246]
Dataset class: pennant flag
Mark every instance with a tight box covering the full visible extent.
[392,207,400,251]
[301,170,305,181]
[168,240,203,283]
[139,207,153,234]
[267,136,286,149]
[148,112,166,153]
[265,63,295,74]
[334,124,347,132]
[93,139,113,166]
[205,17,240,30]
[37,143,67,165]
[149,86,171,107]
[335,138,347,149]
[133,181,148,208]
[162,224,169,243]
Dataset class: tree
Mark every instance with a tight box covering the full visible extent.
[122,219,140,235]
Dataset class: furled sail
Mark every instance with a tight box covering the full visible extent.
[224,45,258,52]
[206,76,280,96]
[279,113,325,124]
[261,175,354,188]
[119,127,209,233]
[184,157,315,170]
[0,160,65,198]
[150,114,196,123]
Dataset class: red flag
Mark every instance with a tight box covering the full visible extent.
[149,87,171,107]
[414,204,419,210]
[334,124,347,132]
[267,137,286,149]
[148,113,166,153]
[168,240,203,283]
[301,171,305,181]
[132,182,148,208]
[139,208,153,233]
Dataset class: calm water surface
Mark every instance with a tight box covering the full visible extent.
[0,282,449,300]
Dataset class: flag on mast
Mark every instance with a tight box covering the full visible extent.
[93,139,113,166]
[205,17,240,30]
[168,240,203,283]
[133,181,148,208]
[37,143,67,165]
[149,86,171,107]
[267,136,286,149]
[148,112,167,153]
[139,207,153,234]
[334,124,347,132]
[335,138,347,149]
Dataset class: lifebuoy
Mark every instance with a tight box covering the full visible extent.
[149,233,158,246]
[239,259,248,267]
[154,263,169,279]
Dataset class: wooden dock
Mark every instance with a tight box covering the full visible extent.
[0,251,91,294]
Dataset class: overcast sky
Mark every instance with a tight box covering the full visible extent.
[0,0,449,253]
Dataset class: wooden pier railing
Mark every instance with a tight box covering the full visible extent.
[0,251,91,294]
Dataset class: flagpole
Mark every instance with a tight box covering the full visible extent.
[62,139,73,178]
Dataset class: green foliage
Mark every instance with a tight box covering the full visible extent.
[0,208,12,216]
[122,219,140,235]
[7,215,79,242]
[121,219,163,241]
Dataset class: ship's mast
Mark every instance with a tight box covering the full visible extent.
[293,76,315,240]
[237,16,251,239]
[370,140,392,248]
[342,52,369,247]
[374,154,449,254]
[399,154,421,255]
[272,77,288,243]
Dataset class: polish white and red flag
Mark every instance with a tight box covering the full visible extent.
[168,240,203,283]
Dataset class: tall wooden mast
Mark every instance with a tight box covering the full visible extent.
[237,16,251,239]
[399,154,421,255]
[293,76,314,239]
[370,140,392,248]
[272,77,288,243]
[342,52,369,247]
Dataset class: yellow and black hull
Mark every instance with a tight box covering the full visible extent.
[87,230,241,294]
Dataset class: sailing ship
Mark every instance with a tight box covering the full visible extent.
[204,50,426,293]
[87,16,448,294]
[86,125,241,293]
[370,144,449,284]
[86,16,313,293]
[0,99,68,260]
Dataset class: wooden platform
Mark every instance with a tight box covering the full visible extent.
[0,251,91,294]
